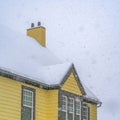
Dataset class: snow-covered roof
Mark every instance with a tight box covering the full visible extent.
[29,62,71,85]
[0,62,71,85]
[0,24,61,75]
[82,83,100,103]
[0,24,100,104]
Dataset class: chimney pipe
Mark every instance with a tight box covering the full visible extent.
[31,23,34,28]
[38,21,41,26]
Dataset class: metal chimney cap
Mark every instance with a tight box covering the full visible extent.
[38,21,41,26]
[31,23,34,28]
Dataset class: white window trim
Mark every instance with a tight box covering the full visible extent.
[23,88,34,120]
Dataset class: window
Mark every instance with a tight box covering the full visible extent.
[69,98,74,113]
[62,95,67,112]
[61,95,68,120]
[75,100,81,120]
[68,98,74,120]
[82,106,89,120]
[76,100,81,115]
[59,92,83,120]
[22,87,35,120]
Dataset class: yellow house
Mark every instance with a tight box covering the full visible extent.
[0,22,101,120]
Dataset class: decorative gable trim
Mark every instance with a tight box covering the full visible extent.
[60,64,86,95]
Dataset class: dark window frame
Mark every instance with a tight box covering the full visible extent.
[82,104,89,120]
[21,86,36,120]
[59,90,83,120]
[75,99,81,117]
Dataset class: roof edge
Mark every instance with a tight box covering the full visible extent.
[83,96,102,106]
[0,68,59,90]
[0,67,102,106]
[60,63,86,95]
[72,64,86,95]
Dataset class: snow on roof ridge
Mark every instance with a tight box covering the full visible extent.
[39,62,72,68]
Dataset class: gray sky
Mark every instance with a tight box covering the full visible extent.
[0,0,120,119]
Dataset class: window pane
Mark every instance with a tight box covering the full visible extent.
[69,98,74,113]
[22,106,31,120]
[76,101,81,115]
[82,106,88,120]
[62,96,67,111]
[23,89,33,107]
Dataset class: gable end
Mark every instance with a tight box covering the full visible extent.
[60,64,86,95]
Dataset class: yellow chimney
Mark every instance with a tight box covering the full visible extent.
[27,22,46,47]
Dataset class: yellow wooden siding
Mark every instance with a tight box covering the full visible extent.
[0,76,21,120]
[89,104,97,120]
[35,88,48,120]
[61,73,82,96]
[46,90,58,120]
[83,102,97,120]
[0,76,59,120]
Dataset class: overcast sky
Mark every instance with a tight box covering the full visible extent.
[0,0,120,120]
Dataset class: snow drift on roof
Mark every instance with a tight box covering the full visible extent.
[0,24,61,75]
[0,24,71,85]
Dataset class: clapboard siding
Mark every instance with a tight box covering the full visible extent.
[0,76,21,120]
[83,102,97,120]
[46,90,58,120]
[90,104,97,120]
[61,73,83,96]
[35,88,47,120]
[0,76,59,120]
[0,72,98,120]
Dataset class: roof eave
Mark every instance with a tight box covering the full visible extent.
[83,96,102,106]
[0,68,60,89]
[0,68,102,107]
